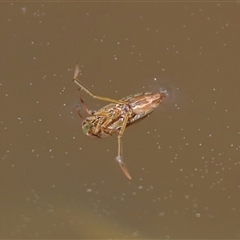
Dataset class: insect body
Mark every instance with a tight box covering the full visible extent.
[73,64,167,180]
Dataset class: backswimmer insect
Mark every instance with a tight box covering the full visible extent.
[73,64,168,180]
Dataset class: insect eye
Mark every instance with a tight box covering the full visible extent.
[82,120,99,138]
[82,120,91,134]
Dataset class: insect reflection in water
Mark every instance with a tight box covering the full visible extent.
[73,64,168,180]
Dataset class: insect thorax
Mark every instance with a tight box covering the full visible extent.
[82,104,133,138]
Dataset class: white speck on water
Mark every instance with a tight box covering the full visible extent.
[21,7,27,14]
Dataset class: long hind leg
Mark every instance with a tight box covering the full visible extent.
[73,64,126,105]
[116,114,132,180]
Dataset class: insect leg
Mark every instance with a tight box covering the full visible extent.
[77,89,95,116]
[116,114,132,180]
[73,64,126,105]
[76,105,84,119]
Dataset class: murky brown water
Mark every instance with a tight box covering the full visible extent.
[1,2,240,239]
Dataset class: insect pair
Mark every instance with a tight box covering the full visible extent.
[73,64,167,180]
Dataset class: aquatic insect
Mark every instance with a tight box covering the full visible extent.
[73,64,167,180]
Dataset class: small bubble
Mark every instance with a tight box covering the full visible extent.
[21,7,27,13]
[185,195,190,199]
[159,212,165,217]
[132,231,140,237]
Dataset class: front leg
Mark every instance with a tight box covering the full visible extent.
[77,88,96,116]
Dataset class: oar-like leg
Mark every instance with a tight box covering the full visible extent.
[73,64,126,105]
[116,114,132,180]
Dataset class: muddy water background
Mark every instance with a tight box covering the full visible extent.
[1,2,240,239]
